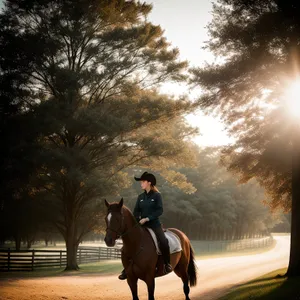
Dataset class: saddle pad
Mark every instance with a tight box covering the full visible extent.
[146,228,182,255]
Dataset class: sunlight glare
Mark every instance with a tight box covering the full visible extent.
[284,80,300,118]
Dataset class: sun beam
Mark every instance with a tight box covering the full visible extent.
[284,79,300,118]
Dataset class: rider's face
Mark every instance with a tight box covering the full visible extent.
[141,180,151,190]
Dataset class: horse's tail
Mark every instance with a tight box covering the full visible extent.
[187,242,198,287]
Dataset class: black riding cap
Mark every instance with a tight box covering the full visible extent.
[134,171,156,185]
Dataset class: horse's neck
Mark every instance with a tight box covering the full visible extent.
[122,208,143,250]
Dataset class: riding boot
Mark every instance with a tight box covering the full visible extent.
[118,268,127,280]
[161,241,172,274]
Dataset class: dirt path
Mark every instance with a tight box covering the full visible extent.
[0,235,289,300]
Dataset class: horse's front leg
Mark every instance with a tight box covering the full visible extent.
[127,274,139,300]
[145,276,155,300]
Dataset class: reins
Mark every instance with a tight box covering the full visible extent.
[120,221,141,237]
[105,211,145,264]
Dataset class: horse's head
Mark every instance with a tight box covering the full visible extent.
[104,197,124,247]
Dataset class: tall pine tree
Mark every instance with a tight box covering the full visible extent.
[191,0,300,276]
[0,7,44,250]
[1,0,199,269]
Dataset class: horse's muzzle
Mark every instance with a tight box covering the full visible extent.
[104,235,115,247]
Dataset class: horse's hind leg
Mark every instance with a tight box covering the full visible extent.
[127,275,139,300]
[183,279,190,300]
[174,264,190,300]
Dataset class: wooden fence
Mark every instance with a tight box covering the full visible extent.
[192,236,274,254]
[0,246,121,272]
[0,236,274,272]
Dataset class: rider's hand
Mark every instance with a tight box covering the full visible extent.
[139,217,149,225]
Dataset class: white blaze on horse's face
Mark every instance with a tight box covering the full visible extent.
[107,212,112,225]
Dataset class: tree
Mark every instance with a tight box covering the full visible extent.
[118,146,282,240]
[190,0,300,276]
[0,6,45,250]
[0,0,199,269]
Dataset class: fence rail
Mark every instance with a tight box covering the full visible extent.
[0,236,274,272]
[0,246,121,271]
[192,236,274,254]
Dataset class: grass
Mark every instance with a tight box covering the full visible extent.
[269,232,290,236]
[219,268,300,300]
[0,260,123,280]
[0,240,277,280]
[0,235,280,280]
[193,238,277,260]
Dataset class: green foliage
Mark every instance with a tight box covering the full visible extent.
[119,147,283,240]
[0,0,199,257]
[189,0,300,212]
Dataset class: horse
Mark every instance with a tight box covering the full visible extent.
[104,197,198,300]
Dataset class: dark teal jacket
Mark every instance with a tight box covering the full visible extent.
[133,189,163,228]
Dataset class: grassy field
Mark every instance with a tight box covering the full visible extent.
[192,238,277,259]
[0,238,277,280]
[0,260,123,279]
[219,268,300,300]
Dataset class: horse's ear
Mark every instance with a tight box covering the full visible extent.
[118,197,123,208]
[104,199,110,208]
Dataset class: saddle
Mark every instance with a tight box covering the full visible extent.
[145,228,182,255]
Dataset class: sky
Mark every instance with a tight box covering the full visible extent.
[0,0,233,146]
[146,0,232,146]
[147,0,215,68]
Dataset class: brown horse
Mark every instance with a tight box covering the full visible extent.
[104,198,198,300]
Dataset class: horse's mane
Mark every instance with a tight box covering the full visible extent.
[122,205,134,218]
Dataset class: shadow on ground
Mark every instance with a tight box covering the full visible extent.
[219,268,300,300]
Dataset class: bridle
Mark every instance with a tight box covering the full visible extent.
[105,210,141,239]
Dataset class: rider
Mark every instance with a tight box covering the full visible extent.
[118,171,173,280]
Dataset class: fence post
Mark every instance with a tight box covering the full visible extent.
[8,248,10,271]
[31,250,35,271]
[60,251,62,268]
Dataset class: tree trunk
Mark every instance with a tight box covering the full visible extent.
[14,234,21,251]
[65,219,79,271]
[27,235,35,249]
[234,220,239,239]
[285,129,300,277]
